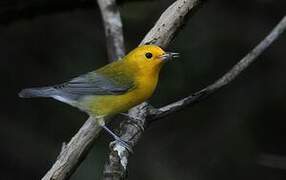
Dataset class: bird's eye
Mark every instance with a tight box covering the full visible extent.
[145,52,153,59]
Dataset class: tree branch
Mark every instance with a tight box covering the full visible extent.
[140,0,204,47]
[97,0,125,61]
[103,103,149,180]
[148,15,286,121]
[42,117,103,180]
[103,0,205,179]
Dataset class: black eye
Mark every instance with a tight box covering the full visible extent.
[145,52,153,59]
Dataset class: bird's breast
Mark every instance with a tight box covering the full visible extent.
[83,73,159,117]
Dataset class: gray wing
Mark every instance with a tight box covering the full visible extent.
[48,72,134,102]
[18,71,134,104]
[57,73,132,95]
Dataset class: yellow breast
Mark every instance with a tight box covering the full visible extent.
[83,72,159,117]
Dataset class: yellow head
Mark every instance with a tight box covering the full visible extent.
[124,45,178,76]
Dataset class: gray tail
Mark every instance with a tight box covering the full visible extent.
[18,87,57,98]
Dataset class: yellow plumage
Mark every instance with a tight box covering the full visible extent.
[19,44,178,122]
[19,44,178,146]
[80,45,165,117]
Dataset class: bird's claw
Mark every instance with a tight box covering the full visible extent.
[101,124,133,153]
[110,139,133,154]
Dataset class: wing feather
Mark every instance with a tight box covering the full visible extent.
[53,72,134,99]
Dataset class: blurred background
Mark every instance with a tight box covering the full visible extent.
[1,0,286,179]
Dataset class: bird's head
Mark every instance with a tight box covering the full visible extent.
[124,45,179,74]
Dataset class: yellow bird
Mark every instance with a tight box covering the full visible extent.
[19,45,179,148]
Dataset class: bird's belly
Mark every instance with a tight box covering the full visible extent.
[82,84,155,117]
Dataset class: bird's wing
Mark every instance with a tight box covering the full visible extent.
[53,72,134,98]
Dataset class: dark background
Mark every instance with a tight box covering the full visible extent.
[1,0,286,179]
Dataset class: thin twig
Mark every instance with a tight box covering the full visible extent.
[148,15,286,121]
[97,0,125,61]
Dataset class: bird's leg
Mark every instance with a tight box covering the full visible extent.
[96,117,133,153]
[101,125,133,153]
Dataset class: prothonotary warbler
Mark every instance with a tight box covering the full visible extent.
[19,45,179,149]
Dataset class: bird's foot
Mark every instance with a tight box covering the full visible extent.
[101,125,133,153]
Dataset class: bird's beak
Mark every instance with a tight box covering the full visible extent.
[160,52,180,61]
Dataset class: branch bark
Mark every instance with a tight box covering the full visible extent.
[103,103,149,180]
[97,0,125,61]
[42,117,102,180]
[140,0,204,47]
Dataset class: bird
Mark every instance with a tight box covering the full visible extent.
[19,44,179,150]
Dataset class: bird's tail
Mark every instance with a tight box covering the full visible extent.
[18,87,57,98]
